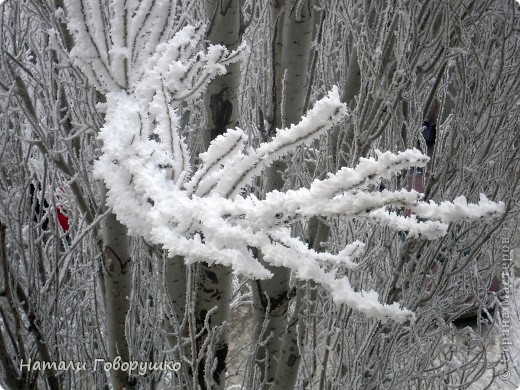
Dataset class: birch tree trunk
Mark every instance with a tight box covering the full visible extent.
[251,1,314,387]
[192,1,241,388]
[100,186,136,390]
[162,254,189,382]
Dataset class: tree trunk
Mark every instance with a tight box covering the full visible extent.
[192,1,241,388]
[100,186,135,390]
[251,1,314,387]
[162,254,190,385]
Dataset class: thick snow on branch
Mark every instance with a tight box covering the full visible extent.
[412,194,504,222]
[93,25,504,323]
[367,209,448,240]
[186,87,347,198]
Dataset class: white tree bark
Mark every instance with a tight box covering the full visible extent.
[99,185,135,389]
[251,0,314,387]
[192,1,241,388]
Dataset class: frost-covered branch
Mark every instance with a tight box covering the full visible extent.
[94,26,504,323]
[64,1,213,93]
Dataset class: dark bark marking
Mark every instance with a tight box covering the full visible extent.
[203,268,219,284]
[210,88,233,140]
[103,246,131,275]
[256,281,297,314]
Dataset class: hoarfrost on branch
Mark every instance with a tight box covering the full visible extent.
[92,26,504,323]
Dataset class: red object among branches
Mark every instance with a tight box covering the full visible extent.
[56,207,69,232]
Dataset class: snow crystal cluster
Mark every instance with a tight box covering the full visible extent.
[85,26,504,323]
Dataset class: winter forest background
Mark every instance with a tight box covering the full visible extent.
[0,0,519,389]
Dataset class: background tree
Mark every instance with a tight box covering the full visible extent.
[0,1,108,388]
